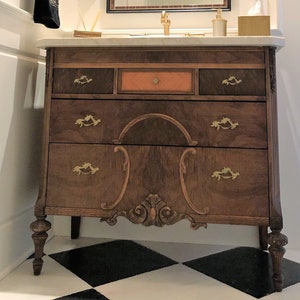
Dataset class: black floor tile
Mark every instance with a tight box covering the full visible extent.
[49,239,177,287]
[54,288,109,299]
[183,247,300,298]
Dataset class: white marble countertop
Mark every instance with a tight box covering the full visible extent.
[37,35,285,49]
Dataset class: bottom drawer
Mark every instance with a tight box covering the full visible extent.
[46,144,269,224]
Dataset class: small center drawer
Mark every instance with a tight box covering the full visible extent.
[118,69,194,94]
[52,68,114,94]
[199,69,266,96]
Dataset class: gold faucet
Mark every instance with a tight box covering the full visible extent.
[161,11,171,35]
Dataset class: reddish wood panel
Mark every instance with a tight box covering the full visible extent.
[119,69,194,94]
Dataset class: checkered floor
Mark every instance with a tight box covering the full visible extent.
[1,236,300,299]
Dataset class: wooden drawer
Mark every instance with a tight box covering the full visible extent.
[49,100,267,148]
[52,68,114,94]
[118,69,194,94]
[46,144,268,219]
[199,69,266,96]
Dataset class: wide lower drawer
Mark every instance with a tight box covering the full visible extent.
[46,144,269,220]
[52,68,114,94]
[199,69,266,96]
[118,69,194,94]
[49,100,267,148]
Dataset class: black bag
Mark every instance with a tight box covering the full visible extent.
[33,0,60,29]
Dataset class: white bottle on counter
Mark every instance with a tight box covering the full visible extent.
[212,9,227,36]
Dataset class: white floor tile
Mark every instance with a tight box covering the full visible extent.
[0,256,91,300]
[96,264,256,300]
[261,283,300,300]
[284,249,300,263]
[136,240,234,262]
[1,236,299,300]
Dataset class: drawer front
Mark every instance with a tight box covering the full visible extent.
[52,68,114,94]
[199,69,266,96]
[50,100,267,149]
[118,69,194,94]
[46,144,268,219]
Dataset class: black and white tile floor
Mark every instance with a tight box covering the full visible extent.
[1,236,300,300]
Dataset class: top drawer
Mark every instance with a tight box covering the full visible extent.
[199,69,266,96]
[52,68,114,94]
[118,69,194,94]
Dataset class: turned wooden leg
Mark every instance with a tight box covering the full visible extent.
[259,226,268,250]
[71,216,81,239]
[268,229,288,292]
[30,216,51,275]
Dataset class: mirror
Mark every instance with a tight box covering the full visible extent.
[107,0,231,13]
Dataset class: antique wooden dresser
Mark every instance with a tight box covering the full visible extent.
[31,41,287,291]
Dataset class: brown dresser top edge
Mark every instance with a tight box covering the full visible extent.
[51,46,267,66]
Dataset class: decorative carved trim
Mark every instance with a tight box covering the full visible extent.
[101,146,130,210]
[268,229,288,292]
[113,113,198,146]
[269,48,277,94]
[30,216,51,275]
[100,193,207,229]
[179,148,210,215]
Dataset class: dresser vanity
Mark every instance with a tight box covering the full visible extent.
[30,36,287,291]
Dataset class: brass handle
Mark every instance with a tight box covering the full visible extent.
[212,167,240,181]
[75,115,101,128]
[222,76,242,86]
[153,77,160,85]
[73,75,93,85]
[73,162,99,175]
[211,117,239,130]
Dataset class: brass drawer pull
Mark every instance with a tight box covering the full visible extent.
[153,77,160,85]
[212,167,240,181]
[222,76,242,86]
[73,75,93,85]
[211,117,239,130]
[75,115,101,128]
[73,162,99,175]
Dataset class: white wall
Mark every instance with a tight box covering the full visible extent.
[276,1,300,250]
[0,0,53,280]
[59,0,281,34]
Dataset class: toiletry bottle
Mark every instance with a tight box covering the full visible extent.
[212,9,227,36]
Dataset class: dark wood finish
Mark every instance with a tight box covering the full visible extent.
[53,68,114,94]
[259,225,268,250]
[49,100,267,148]
[199,69,266,95]
[31,46,287,291]
[71,216,81,239]
[53,47,265,66]
[46,144,268,219]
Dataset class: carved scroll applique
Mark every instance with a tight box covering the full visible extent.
[100,193,207,230]
[100,146,130,210]
[179,148,210,215]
